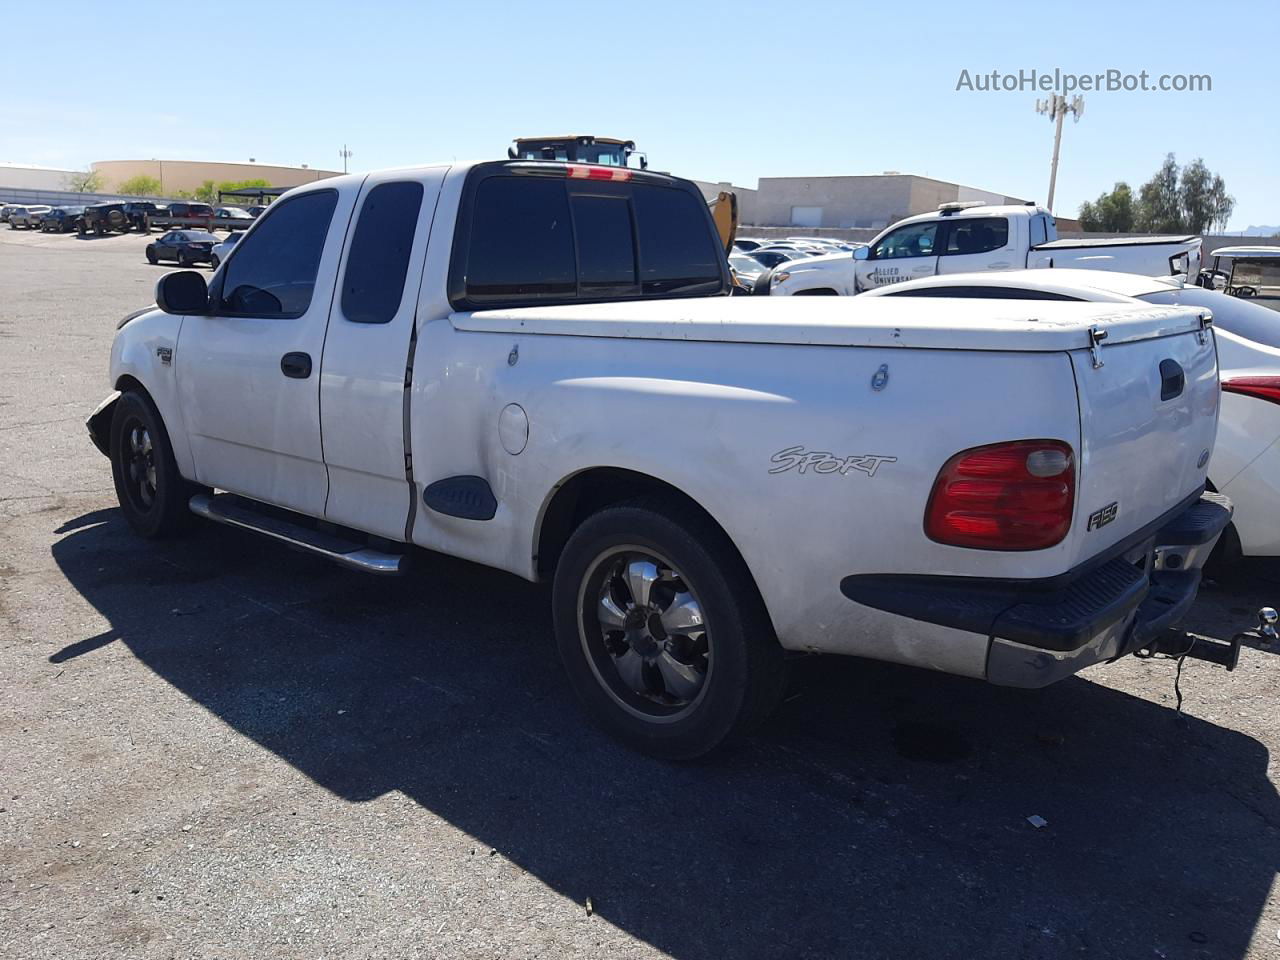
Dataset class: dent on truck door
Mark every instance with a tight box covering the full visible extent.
[318,170,443,542]
[176,188,352,517]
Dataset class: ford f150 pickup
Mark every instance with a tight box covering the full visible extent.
[87,159,1232,758]
[756,202,1203,296]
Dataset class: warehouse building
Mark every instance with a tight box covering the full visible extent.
[90,159,344,194]
[745,173,1026,229]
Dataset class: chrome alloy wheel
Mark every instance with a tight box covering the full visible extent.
[578,548,712,721]
[122,418,158,511]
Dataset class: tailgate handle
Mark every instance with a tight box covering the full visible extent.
[1159,359,1185,401]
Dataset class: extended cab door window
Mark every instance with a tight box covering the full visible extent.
[216,190,339,317]
[340,181,425,323]
[936,216,1014,276]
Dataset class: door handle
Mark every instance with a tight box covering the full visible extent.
[280,352,312,379]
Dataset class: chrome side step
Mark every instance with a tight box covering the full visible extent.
[189,493,406,576]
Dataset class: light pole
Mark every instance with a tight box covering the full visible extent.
[339,145,353,174]
[1035,95,1084,213]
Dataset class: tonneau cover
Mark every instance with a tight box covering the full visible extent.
[452,297,1208,352]
[1038,235,1198,250]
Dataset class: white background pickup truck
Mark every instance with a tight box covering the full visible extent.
[761,203,1203,296]
[88,160,1231,757]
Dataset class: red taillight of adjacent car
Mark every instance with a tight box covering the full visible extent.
[925,440,1075,551]
[1222,376,1280,406]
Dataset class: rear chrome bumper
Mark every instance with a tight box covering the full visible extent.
[841,491,1233,688]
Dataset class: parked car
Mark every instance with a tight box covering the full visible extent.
[747,249,808,270]
[8,204,51,229]
[732,237,765,252]
[865,268,1280,562]
[78,202,133,236]
[120,202,162,232]
[729,253,767,292]
[209,231,242,269]
[145,230,218,266]
[246,205,269,218]
[757,203,1204,296]
[0,204,17,223]
[212,206,254,231]
[40,206,86,233]
[87,160,1231,759]
[148,203,213,232]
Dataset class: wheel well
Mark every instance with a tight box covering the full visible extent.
[115,374,150,400]
[792,287,839,296]
[535,468,738,582]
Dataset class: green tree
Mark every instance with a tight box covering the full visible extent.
[1078,182,1135,232]
[1178,157,1234,233]
[117,174,163,196]
[64,170,104,193]
[1136,154,1183,232]
[187,180,217,203]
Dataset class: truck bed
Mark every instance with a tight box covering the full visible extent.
[454,296,1206,352]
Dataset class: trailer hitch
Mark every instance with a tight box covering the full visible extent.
[1136,607,1276,714]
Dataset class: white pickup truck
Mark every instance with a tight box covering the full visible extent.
[87,159,1233,758]
[759,203,1203,297]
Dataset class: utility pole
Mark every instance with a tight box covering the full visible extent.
[1035,95,1084,213]
[339,145,353,174]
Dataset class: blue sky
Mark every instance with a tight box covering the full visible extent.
[3,0,1274,229]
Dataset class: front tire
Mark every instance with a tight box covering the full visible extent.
[552,499,784,759]
[109,391,194,539]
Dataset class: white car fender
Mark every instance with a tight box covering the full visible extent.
[109,309,197,480]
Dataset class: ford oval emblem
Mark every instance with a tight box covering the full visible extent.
[1197,449,1210,469]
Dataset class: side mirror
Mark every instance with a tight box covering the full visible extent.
[156,270,210,315]
[853,246,870,261]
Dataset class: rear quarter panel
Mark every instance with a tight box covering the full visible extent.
[408,328,1081,674]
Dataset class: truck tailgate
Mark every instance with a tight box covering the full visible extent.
[1065,327,1219,564]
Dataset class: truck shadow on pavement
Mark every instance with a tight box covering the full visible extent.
[51,509,1280,960]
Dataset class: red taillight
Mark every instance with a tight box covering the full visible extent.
[566,164,632,182]
[1223,376,1280,406]
[925,440,1075,551]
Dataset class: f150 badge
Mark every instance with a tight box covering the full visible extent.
[1087,501,1119,531]
[770,446,897,478]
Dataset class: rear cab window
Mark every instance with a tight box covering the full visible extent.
[450,164,727,310]
[1029,215,1048,247]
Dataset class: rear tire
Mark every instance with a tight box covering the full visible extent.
[178,250,192,267]
[109,391,195,539]
[1205,521,1244,580]
[552,499,785,759]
